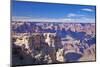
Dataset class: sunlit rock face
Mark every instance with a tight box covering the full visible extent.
[11,21,96,65]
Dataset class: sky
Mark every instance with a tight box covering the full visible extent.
[12,0,96,23]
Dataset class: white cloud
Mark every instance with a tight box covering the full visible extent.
[81,8,94,12]
[67,13,84,17]
[12,16,68,22]
[67,13,77,17]
[12,16,95,23]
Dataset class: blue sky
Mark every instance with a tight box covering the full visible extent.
[12,0,96,23]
